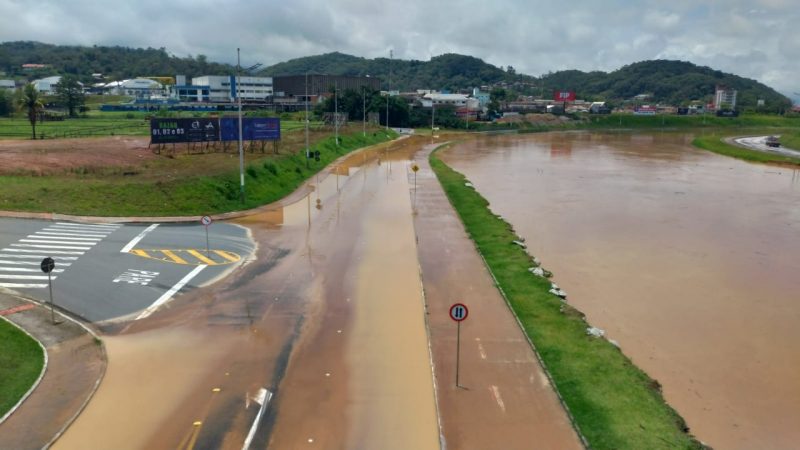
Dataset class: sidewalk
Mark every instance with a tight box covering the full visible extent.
[411,143,584,450]
[0,292,106,450]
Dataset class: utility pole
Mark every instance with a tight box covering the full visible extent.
[305,72,310,168]
[431,100,435,135]
[363,85,366,137]
[237,48,245,203]
[386,49,392,131]
[335,81,339,145]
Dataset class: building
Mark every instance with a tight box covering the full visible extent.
[273,75,380,102]
[31,76,63,95]
[0,80,15,90]
[714,85,737,110]
[420,93,471,108]
[191,75,273,103]
[104,78,163,98]
[472,88,490,108]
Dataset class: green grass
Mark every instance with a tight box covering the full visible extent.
[430,148,704,450]
[581,112,800,129]
[692,134,800,165]
[0,129,396,216]
[0,319,45,418]
[780,131,800,151]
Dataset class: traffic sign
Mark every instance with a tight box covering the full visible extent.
[449,303,468,322]
[201,215,212,226]
[411,163,419,172]
[40,257,55,274]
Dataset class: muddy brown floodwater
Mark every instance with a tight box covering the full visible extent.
[441,131,800,450]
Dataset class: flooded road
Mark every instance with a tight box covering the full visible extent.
[441,132,800,449]
[55,138,439,449]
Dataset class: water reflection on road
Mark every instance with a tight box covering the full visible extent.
[442,131,800,450]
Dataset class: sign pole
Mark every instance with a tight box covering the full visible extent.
[48,271,55,324]
[456,320,461,387]
[205,226,210,257]
[201,216,213,257]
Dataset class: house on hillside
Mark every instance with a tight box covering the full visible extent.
[32,76,64,95]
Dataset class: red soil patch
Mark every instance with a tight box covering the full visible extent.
[0,137,155,175]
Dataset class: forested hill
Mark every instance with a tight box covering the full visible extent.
[261,52,534,92]
[539,60,791,109]
[0,41,790,109]
[0,41,234,82]
[266,54,790,109]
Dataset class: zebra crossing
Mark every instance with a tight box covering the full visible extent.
[0,222,121,289]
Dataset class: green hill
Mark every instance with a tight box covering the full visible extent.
[540,60,791,110]
[261,52,533,92]
[0,41,234,83]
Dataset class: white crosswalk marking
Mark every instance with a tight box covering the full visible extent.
[0,221,120,290]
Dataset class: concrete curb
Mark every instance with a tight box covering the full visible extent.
[0,293,108,449]
[0,316,48,426]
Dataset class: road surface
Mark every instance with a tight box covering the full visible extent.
[732,135,800,158]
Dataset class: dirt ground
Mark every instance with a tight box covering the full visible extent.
[0,137,154,175]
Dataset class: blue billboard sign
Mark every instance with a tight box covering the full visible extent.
[220,117,281,141]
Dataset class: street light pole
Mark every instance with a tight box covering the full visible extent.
[431,100,435,135]
[305,72,310,167]
[386,49,392,131]
[335,81,339,145]
[363,85,366,137]
[237,48,245,203]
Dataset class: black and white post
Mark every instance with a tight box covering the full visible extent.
[40,257,57,324]
[449,303,469,387]
[201,215,212,257]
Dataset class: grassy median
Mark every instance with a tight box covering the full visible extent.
[692,134,800,166]
[430,148,704,449]
[0,129,396,216]
[0,319,45,418]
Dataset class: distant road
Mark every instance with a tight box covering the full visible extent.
[731,135,800,158]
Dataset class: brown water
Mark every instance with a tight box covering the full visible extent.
[442,132,800,450]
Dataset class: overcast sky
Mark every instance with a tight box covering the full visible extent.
[1,0,798,101]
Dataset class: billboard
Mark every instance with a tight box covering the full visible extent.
[220,117,281,141]
[150,118,219,143]
[553,90,576,102]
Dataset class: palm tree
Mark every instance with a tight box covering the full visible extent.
[17,83,43,139]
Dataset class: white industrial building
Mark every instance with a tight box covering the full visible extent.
[0,80,15,90]
[31,76,63,94]
[420,93,480,111]
[191,75,273,102]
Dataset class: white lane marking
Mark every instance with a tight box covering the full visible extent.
[0,274,57,280]
[40,229,110,237]
[55,222,120,229]
[1,249,85,255]
[135,265,206,320]
[476,337,487,360]
[0,260,71,266]
[12,244,92,250]
[28,235,102,241]
[0,254,78,260]
[0,283,49,288]
[121,224,159,253]
[490,385,506,413]
[0,267,64,273]
[242,388,272,450]
[20,239,96,246]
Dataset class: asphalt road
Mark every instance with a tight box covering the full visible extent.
[733,135,800,158]
[0,218,254,322]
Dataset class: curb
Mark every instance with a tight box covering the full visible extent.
[0,316,48,426]
[0,294,108,449]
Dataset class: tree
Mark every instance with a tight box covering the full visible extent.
[0,89,13,117]
[55,74,85,117]
[16,84,43,139]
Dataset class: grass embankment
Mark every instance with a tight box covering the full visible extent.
[429,149,703,450]
[0,128,396,216]
[692,134,800,166]
[780,131,800,151]
[0,319,45,417]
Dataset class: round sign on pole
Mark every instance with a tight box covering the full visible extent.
[449,303,468,322]
[201,215,212,227]
[40,257,55,274]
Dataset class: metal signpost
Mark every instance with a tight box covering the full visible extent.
[201,215,212,257]
[40,257,57,324]
[449,303,469,387]
[411,163,419,207]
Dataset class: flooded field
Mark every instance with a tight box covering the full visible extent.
[441,132,800,449]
